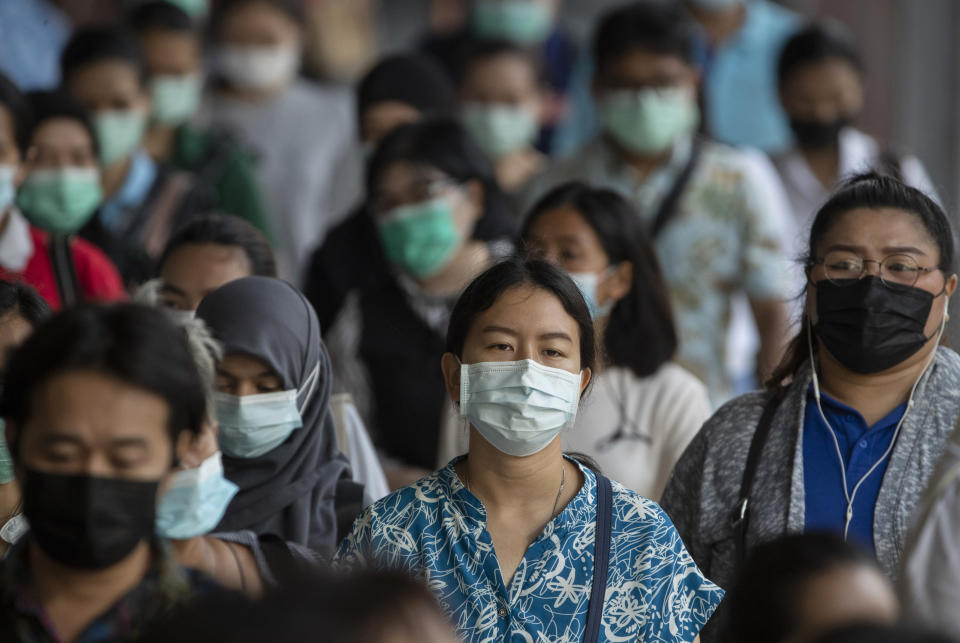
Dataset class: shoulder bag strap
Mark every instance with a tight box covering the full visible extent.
[650,137,703,238]
[257,532,303,587]
[584,473,613,643]
[49,234,81,307]
[731,391,784,568]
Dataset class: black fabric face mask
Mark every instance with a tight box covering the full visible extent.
[813,275,937,374]
[789,115,851,149]
[22,468,159,570]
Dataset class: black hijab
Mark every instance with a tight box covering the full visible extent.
[197,276,351,552]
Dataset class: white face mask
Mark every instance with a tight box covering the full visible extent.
[460,359,582,457]
[216,44,300,91]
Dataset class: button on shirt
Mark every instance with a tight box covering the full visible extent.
[335,456,723,642]
[803,386,907,554]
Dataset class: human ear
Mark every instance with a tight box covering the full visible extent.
[579,367,592,395]
[600,261,633,305]
[462,179,484,222]
[440,352,462,404]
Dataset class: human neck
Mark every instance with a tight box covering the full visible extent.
[29,539,151,635]
[610,137,673,182]
[462,429,568,511]
[494,147,543,194]
[690,4,746,47]
[101,157,134,199]
[144,123,178,163]
[417,240,490,297]
[800,142,841,190]
[816,344,937,426]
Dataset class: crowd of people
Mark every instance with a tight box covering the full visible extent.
[0,0,957,641]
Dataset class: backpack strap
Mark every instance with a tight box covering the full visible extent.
[49,234,81,307]
[650,137,703,238]
[257,533,303,587]
[731,390,784,567]
[584,473,613,643]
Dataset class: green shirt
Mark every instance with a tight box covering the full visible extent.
[171,124,276,245]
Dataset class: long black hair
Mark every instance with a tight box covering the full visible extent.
[446,257,596,378]
[768,171,955,389]
[366,117,518,242]
[521,182,677,378]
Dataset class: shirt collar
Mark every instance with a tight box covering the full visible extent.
[806,382,908,435]
[0,208,34,271]
[100,150,158,230]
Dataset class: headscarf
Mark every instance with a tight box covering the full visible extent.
[196,276,351,552]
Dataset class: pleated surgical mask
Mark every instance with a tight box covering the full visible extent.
[216,45,300,91]
[215,389,303,458]
[156,451,239,539]
[460,358,582,457]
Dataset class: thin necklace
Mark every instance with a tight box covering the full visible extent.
[464,462,567,520]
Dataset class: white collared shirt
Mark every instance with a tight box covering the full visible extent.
[0,208,34,273]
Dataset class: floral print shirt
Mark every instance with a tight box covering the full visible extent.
[336,457,723,642]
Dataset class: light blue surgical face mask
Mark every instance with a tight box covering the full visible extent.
[567,268,616,319]
[215,389,303,458]
[156,451,239,539]
[460,358,582,457]
[0,165,16,213]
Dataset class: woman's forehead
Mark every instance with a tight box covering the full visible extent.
[469,285,579,339]
[816,207,940,257]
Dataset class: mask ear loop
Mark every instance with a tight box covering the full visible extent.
[808,292,949,541]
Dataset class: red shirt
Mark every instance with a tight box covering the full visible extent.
[0,227,126,309]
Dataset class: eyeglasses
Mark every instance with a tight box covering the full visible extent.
[809,250,939,288]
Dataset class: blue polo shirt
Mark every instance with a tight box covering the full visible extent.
[803,386,906,554]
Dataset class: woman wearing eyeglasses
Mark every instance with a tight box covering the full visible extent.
[661,172,960,642]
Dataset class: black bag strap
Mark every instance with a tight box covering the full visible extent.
[49,234,81,307]
[584,473,613,643]
[731,391,784,567]
[257,532,303,587]
[650,137,703,238]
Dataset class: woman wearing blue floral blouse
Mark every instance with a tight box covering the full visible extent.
[336,259,722,642]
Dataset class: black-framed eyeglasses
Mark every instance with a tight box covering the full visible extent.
[809,250,939,288]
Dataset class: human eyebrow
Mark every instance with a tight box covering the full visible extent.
[539,332,573,342]
[110,437,149,450]
[481,325,519,337]
[42,433,85,447]
[883,246,927,256]
[823,244,867,254]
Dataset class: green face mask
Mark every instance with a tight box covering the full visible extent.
[599,87,700,156]
[376,196,464,280]
[150,74,202,125]
[471,0,553,46]
[0,419,12,485]
[165,0,208,18]
[461,103,539,159]
[93,109,148,166]
[16,168,103,234]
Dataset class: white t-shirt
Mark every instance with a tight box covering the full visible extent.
[562,363,711,500]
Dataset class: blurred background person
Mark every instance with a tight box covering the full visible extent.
[5,90,125,308]
[200,0,354,281]
[773,22,938,240]
[0,0,74,92]
[61,25,210,286]
[152,213,277,314]
[128,1,275,244]
[306,53,457,328]
[196,277,354,552]
[458,39,546,197]
[420,0,577,155]
[0,281,50,557]
[317,119,516,488]
[525,1,790,405]
[517,182,710,500]
[135,572,459,643]
[724,533,898,643]
[555,0,799,156]
[810,624,959,643]
[0,304,218,641]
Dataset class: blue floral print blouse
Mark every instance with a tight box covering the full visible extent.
[336,457,723,642]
